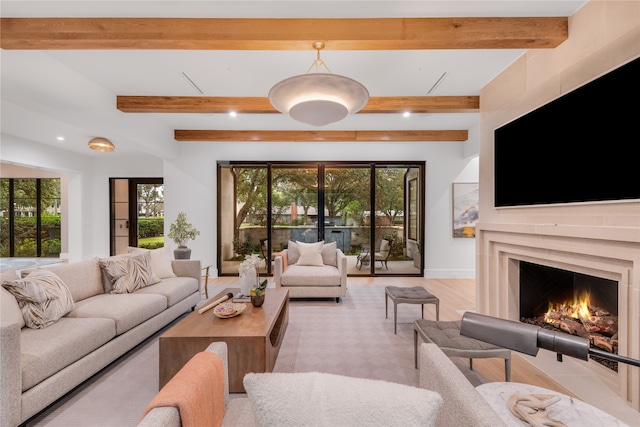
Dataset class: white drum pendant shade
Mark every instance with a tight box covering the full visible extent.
[268,73,370,127]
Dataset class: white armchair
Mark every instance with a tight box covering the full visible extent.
[273,240,347,303]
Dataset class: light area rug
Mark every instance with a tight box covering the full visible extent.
[26,285,485,426]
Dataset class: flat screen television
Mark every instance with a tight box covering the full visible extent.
[494,56,640,208]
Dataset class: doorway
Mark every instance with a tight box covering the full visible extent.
[109,178,164,255]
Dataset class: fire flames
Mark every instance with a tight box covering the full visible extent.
[525,291,618,371]
[544,291,592,324]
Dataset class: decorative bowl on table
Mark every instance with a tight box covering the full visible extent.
[213,302,247,318]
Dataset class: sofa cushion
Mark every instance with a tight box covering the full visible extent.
[65,293,167,335]
[0,270,25,328]
[244,371,442,427]
[3,269,75,329]
[321,241,337,266]
[286,240,300,264]
[100,252,160,294]
[129,247,176,279]
[295,241,324,266]
[22,257,104,303]
[280,265,341,287]
[20,317,116,391]
[134,276,199,307]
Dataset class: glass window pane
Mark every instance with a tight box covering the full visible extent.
[41,178,61,257]
[219,166,269,275]
[324,166,370,275]
[374,167,420,275]
[0,179,9,257]
[14,179,37,257]
[272,166,318,252]
[137,183,164,249]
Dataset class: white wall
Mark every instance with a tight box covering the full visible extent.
[2,133,479,277]
[88,155,164,258]
[1,135,91,261]
[1,133,164,261]
[165,140,479,277]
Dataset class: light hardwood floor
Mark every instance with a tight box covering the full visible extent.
[206,275,576,397]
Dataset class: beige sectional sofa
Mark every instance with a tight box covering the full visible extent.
[273,240,347,302]
[0,252,202,427]
[139,341,507,427]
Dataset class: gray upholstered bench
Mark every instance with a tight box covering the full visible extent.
[414,319,511,381]
[385,286,439,334]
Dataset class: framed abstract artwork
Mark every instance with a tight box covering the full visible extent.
[452,182,479,238]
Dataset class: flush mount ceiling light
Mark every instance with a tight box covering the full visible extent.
[88,137,115,152]
[268,41,369,127]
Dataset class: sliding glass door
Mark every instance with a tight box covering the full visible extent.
[324,165,371,276]
[372,166,413,276]
[218,162,424,277]
[270,164,319,256]
[218,165,269,275]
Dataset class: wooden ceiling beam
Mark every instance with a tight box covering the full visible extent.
[0,17,567,50]
[174,130,468,142]
[117,96,479,114]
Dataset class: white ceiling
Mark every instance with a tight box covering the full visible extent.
[0,1,588,158]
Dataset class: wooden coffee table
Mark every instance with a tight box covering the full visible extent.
[159,287,289,393]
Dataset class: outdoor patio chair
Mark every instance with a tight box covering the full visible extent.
[357,238,392,270]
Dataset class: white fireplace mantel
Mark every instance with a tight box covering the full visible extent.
[476,222,640,423]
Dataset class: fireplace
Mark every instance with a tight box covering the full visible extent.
[476,223,640,417]
[518,261,619,371]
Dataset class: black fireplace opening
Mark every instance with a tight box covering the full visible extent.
[519,261,619,371]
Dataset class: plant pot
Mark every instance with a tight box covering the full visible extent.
[174,246,192,260]
[250,294,265,307]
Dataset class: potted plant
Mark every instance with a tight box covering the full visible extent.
[167,211,200,259]
[250,279,268,307]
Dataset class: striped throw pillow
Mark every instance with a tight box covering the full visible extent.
[2,269,75,329]
[100,252,160,294]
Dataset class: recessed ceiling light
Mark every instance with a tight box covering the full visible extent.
[57,136,65,141]
[229,111,237,117]
[403,112,411,118]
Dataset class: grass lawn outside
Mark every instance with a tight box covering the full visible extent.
[137,236,165,249]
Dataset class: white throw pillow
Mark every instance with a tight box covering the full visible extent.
[321,241,337,266]
[2,269,75,329]
[244,372,442,427]
[286,240,300,264]
[295,241,324,266]
[129,247,176,279]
